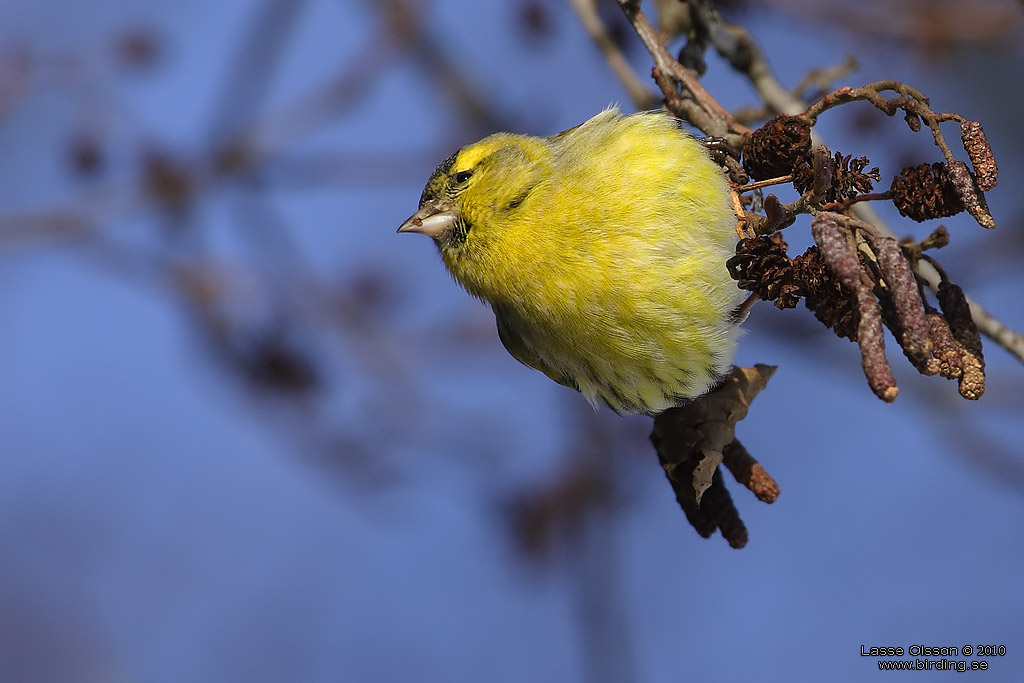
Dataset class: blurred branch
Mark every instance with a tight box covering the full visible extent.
[0,47,31,118]
[0,0,546,498]
[760,0,1022,56]
[568,0,659,110]
[378,0,512,132]
[215,0,512,180]
[505,400,643,679]
[215,21,401,175]
[205,0,308,149]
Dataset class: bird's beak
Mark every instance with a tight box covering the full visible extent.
[397,202,456,238]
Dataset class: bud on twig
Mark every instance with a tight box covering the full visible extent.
[960,120,997,192]
[812,214,898,402]
[945,160,996,229]
[859,229,931,364]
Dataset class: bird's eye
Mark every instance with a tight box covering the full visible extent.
[454,170,473,184]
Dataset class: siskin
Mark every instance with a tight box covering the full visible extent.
[399,107,745,415]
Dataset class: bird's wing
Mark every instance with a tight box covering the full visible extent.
[494,306,579,392]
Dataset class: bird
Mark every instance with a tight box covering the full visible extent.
[398,106,745,415]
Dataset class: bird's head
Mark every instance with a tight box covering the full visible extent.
[398,133,550,269]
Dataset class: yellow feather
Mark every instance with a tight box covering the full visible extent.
[399,107,744,414]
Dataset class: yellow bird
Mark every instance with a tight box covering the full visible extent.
[399,107,744,415]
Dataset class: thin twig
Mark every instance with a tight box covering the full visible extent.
[790,55,859,101]
[615,0,745,138]
[740,175,793,192]
[801,81,966,170]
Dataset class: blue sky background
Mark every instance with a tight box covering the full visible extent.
[1,1,1022,681]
